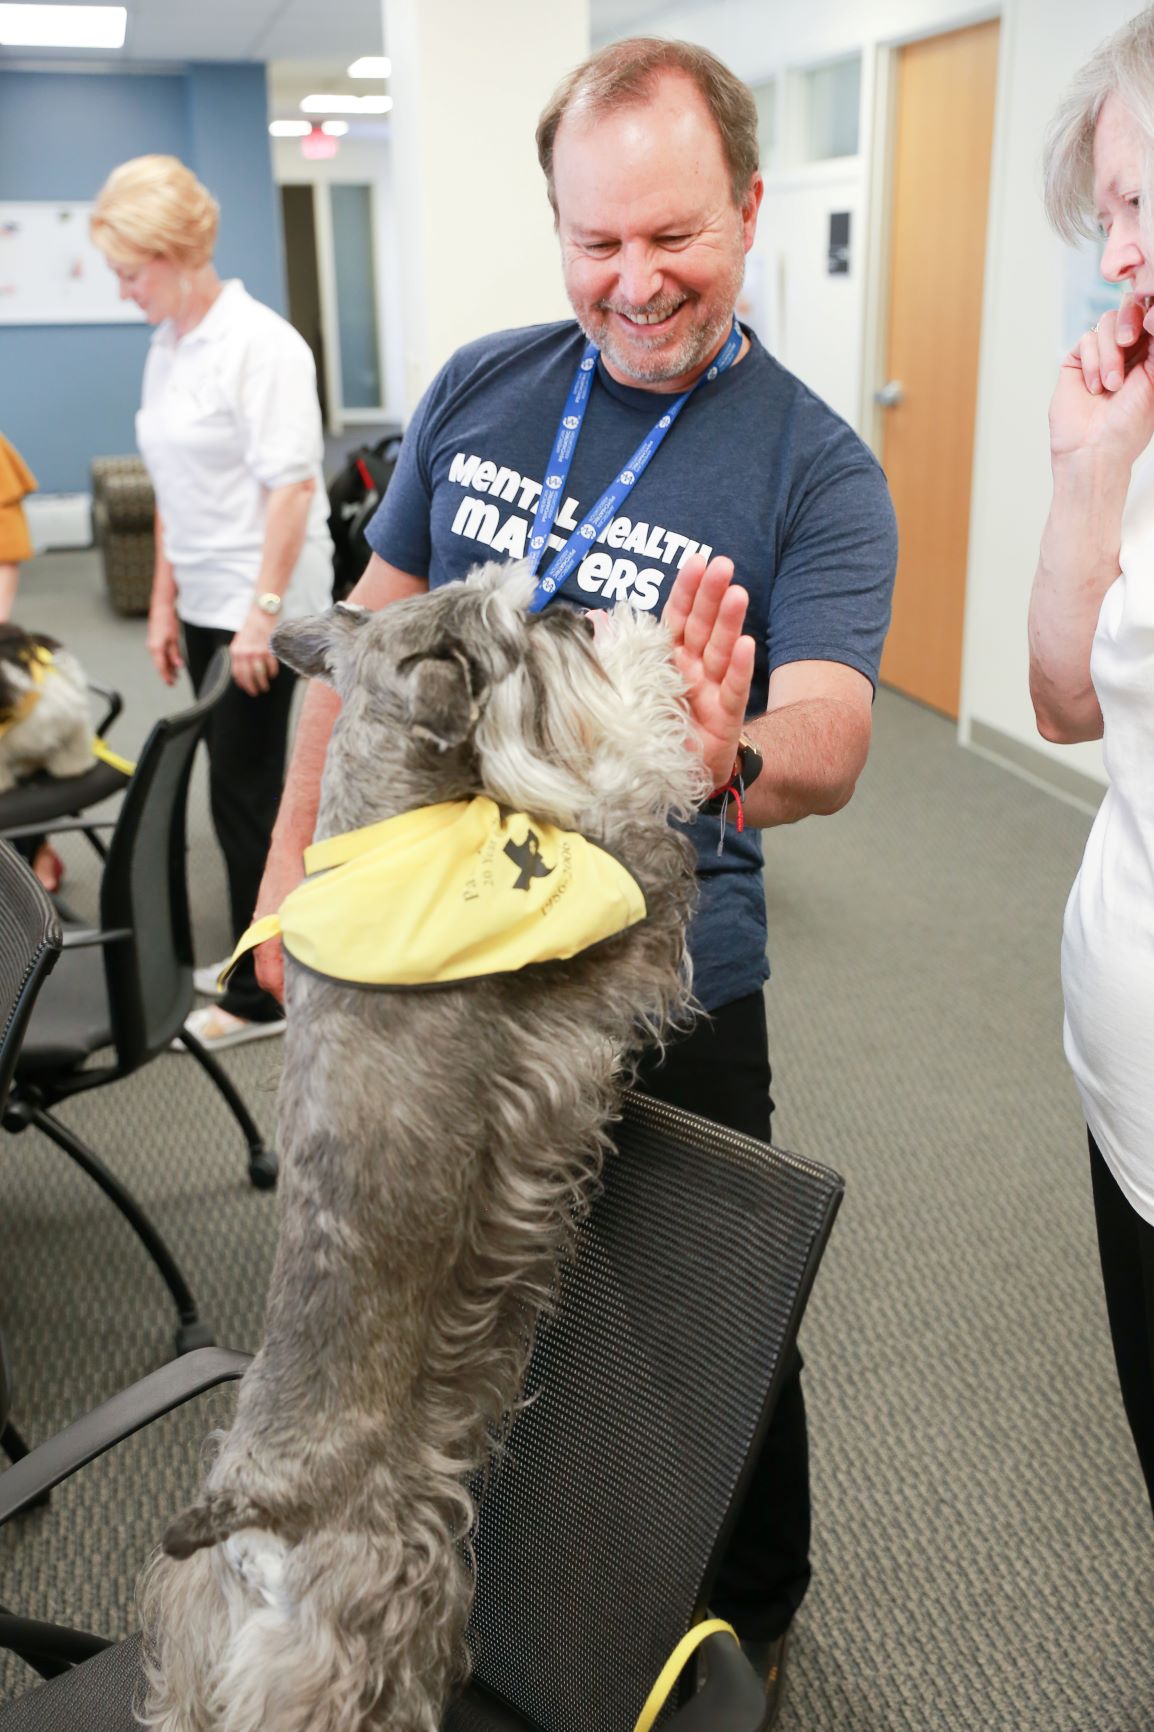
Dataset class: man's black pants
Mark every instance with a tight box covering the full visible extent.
[635,991,811,1643]
[183,623,295,1024]
[1089,1128,1154,1521]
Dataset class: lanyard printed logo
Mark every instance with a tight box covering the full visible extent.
[526,320,743,614]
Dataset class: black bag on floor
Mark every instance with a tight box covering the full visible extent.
[327,435,403,600]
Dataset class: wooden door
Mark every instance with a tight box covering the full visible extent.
[879,20,1000,718]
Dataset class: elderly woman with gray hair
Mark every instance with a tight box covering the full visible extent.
[91,156,334,1051]
[1030,4,1154,1519]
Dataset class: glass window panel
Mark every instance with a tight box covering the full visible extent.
[802,55,860,162]
[330,184,382,410]
[751,78,775,170]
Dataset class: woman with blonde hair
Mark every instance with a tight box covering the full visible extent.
[1031,3,1154,1519]
[92,154,334,1050]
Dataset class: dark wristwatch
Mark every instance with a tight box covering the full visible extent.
[703,734,763,814]
[733,734,763,790]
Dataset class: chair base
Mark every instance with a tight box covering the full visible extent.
[177,1026,279,1192]
[248,1147,278,1190]
[11,1099,212,1359]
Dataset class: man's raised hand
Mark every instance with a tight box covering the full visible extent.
[664,553,755,791]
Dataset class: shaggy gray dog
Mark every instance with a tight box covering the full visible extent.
[138,560,706,1732]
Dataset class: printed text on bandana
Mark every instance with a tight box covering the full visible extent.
[447,450,713,611]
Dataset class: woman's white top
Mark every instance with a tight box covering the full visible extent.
[135,279,334,632]
[1062,442,1154,1220]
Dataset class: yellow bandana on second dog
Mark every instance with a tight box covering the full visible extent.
[0,642,51,737]
[225,795,647,990]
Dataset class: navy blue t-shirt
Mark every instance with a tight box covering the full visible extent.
[367,320,897,1012]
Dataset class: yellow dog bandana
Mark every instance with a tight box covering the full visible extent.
[0,642,51,737]
[223,795,647,990]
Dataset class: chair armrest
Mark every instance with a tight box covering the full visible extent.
[0,818,118,842]
[0,1347,250,1524]
[60,925,132,950]
[662,1631,768,1732]
[87,680,123,737]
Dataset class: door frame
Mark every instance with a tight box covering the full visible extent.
[859,5,1002,458]
[277,164,398,434]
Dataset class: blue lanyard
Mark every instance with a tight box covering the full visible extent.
[525,319,743,613]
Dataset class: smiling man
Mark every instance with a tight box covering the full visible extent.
[256,38,896,1722]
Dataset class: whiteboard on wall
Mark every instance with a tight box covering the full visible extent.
[0,202,145,326]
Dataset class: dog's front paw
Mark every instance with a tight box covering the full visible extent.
[162,1490,271,1559]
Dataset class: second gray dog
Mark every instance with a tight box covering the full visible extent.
[138,561,706,1732]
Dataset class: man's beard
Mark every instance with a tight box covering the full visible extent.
[572,259,744,386]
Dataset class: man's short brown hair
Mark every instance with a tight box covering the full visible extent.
[536,37,760,215]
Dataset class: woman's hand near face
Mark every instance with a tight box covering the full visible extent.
[1051,293,1154,467]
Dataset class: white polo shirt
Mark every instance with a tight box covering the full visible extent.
[136,279,334,631]
[1062,438,1154,1220]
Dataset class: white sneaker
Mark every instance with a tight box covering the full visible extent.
[193,959,231,997]
[172,1005,285,1053]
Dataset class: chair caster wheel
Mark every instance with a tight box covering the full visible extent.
[175,1319,215,1355]
[248,1147,278,1190]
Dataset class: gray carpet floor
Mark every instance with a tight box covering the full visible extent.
[2,549,1150,1728]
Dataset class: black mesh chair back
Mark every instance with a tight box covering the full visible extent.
[0,1091,840,1730]
[458,1089,844,1732]
[0,844,61,1452]
[0,842,61,1113]
[99,651,230,1068]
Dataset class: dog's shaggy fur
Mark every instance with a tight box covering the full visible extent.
[0,624,94,793]
[138,562,707,1732]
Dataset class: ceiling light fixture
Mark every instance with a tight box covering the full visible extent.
[348,56,390,79]
[300,93,392,115]
[269,120,311,138]
[0,2,126,47]
[321,120,349,137]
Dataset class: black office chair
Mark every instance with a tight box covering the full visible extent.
[1,654,277,1359]
[0,1091,843,1730]
[0,842,62,1481]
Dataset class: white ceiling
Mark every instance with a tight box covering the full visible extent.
[0,0,691,67]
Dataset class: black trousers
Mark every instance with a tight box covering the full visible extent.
[1089,1129,1154,1520]
[183,623,295,1023]
[635,992,811,1642]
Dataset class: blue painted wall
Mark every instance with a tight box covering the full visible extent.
[0,64,284,493]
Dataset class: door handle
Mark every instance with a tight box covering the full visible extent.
[875,380,904,408]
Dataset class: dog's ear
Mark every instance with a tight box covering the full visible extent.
[271,603,369,684]
[401,650,480,751]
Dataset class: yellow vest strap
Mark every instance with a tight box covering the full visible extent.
[90,736,136,777]
[632,1618,738,1732]
[218,914,283,989]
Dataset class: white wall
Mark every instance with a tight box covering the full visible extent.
[754,166,865,428]
[960,0,1136,787]
[273,134,403,426]
[383,0,589,415]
